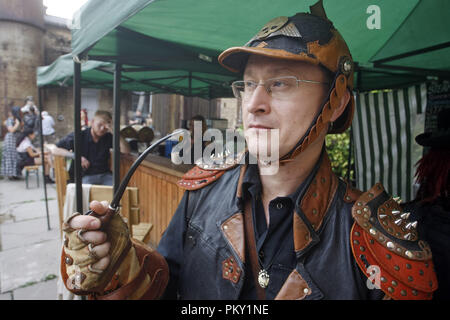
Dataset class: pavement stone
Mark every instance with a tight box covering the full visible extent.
[0,208,59,251]
[0,238,60,293]
[4,196,58,224]
[0,171,61,299]
[13,278,58,300]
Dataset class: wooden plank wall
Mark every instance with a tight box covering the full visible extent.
[182,96,220,122]
[152,94,220,136]
[120,157,185,247]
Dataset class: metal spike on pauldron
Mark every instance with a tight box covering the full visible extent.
[404,233,413,240]
[401,212,410,220]
[406,221,418,230]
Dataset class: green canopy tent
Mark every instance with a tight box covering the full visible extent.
[37,53,235,98]
[71,0,450,90]
[37,54,112,88]
[67,0,450,210]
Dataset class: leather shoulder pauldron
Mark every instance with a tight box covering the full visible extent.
[350,183,438,300]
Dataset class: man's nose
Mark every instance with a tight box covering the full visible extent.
[245,85,271,115]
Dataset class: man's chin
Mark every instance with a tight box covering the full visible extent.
[94,131,107,137]
[246,148,280,175]
[247,142,279,158]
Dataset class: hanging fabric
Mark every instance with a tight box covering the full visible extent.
[352,83,427,201]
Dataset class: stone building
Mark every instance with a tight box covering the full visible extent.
[0,0,131,140]
[0,0,238,141]
[0,0,45,128]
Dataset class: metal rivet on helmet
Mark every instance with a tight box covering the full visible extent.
[340,56,353,76]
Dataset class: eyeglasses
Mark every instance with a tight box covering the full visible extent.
[231,76,329,101]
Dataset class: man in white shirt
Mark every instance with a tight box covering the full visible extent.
[41,111,56,144]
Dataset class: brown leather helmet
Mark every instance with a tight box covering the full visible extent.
[218,3,355,160]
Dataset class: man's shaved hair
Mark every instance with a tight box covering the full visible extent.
[94,110,112,122]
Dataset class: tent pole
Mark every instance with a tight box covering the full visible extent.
[113,63,122,193]
[373,63,450,78]
[74,61,83,213]
[347,125,354,186]
[38,87,51,231]
[356,68,362,93]
[373,41,450,65]
[188,72,192,96]
[349,70,362,187]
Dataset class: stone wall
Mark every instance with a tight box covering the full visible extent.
[41,87,132,141]
[0,0,45,128]
[0,21,45,118]
[44,24,71,65]
[219,98,241,129]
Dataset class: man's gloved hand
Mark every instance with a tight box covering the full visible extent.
[61,200,132,295]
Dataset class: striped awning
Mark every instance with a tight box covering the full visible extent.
[352,84,427,202]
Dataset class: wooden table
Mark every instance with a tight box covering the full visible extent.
[119,153,193,246]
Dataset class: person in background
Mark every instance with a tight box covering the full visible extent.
[22,96,38,111]
[16,128,54,184]
[145,113,154,128]
[81,109,89,130]
[1,106,22,180]
[403,108,450,300]
[176,114,208,163]
[52,110,130,186]
[21,105,36,131]
[41,111,56,144]
[129,110,146,125]
[188,114,207,164]
[21,105,41,148]
[21,96,39,134]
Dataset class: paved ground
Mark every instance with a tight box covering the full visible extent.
[0,170,61,300]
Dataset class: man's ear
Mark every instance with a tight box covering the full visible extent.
[330,89,351,122]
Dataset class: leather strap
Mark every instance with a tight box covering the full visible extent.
[243,199,266,300]
[91,241,169,300]
[94,255,149,300]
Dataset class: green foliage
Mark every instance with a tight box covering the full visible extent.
[325,128,355,183]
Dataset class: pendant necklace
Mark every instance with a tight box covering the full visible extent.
[256,244,285,289]
[258,269,270,289]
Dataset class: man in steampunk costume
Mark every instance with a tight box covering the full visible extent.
[60,2,438,300]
